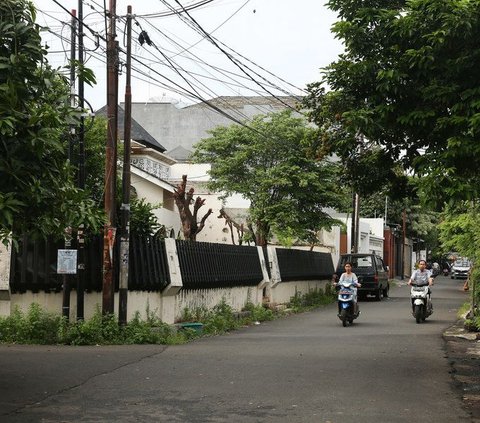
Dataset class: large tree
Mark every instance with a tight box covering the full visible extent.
[192,110,344,246]
[0,0,103,243]
[304,0,480,204]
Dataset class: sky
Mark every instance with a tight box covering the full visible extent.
[32,0,344,111]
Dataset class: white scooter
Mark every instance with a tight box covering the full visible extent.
[336,280,360,327]
[410,284,433,323]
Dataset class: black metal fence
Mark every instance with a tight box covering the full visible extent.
[129,235,170,292]
[10,234,170,293]
[176,240,263,289]
[275,248,334,281]
[9,236,333,293]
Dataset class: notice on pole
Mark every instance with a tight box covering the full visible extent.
[57,249,78,274]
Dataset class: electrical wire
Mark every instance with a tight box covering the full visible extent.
[35,1,302,132]
[171,0,302,113]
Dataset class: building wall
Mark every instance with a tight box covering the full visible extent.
[131,172,180,235]
[129,99,297,154]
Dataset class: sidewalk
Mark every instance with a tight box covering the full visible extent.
[444,320,480,422]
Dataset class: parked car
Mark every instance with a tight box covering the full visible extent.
[451,259,471,279]
[334,253,390,301]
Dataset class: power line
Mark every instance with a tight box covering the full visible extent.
[171,0,302,114]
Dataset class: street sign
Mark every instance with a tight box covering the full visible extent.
[57,249,78,274]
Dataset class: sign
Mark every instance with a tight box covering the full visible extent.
[57,249,78,274]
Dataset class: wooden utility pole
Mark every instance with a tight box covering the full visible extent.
[118,5,132,325]
[103,0,118,315]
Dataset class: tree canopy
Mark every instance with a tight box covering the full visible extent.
[0,0,103,243]
[192,110,345,246]
[304,0,480,204]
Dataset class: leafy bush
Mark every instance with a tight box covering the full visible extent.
[288,286,336,312]
[0,304,186,346]
[243,302,275,322]
[0,304,63,344]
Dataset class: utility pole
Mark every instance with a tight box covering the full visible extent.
[401,209,406,280]
[354,193,360,253]
[118,5,132,325]
[350,191,356,253]
[76,0,86,321]
[62,9,77,321]
[103,0,118,315]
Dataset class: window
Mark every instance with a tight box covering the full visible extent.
[163,191,174,211]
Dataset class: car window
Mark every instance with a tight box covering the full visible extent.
[356,256,373,267]
[375,256,385,270]
[338,255,374,270]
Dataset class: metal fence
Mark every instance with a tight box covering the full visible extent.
[9,236,333,293]
[275,248,334,281]
[10,234,170,293]
[129,235,170,292]
[176,240,264,289]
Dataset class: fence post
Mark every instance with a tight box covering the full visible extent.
[267,246,282,288]
[0,242,11,316]
[161,238,183,324]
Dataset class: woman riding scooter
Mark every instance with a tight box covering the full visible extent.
[333,262,362,317]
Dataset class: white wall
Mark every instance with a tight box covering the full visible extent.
[269,280,331,305]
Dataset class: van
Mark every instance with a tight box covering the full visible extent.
[334,253,390,300]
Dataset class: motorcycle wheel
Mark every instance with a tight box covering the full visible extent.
[340,308,348,327]
[414,304,422,324]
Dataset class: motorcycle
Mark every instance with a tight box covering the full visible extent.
[410,284,433,323]
[335,280,360,327]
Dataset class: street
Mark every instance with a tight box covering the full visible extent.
[0,276,471,422]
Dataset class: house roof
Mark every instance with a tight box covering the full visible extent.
[95,105,166,153]
[186,95,302,109]
[166,145,193,162]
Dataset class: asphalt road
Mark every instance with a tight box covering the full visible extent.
[0,275,471,423]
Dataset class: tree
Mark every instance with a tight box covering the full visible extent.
[304,0,480,204]
[192,110,344,246]
[439,203,480,314]
[173,175,213,241]
[0,0,103,243]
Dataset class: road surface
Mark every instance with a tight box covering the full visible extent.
[0,276,470,422]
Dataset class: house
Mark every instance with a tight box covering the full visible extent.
[125,96,301,161]
[96,105,180,236]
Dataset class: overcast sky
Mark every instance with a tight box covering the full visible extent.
[32,0,343,111]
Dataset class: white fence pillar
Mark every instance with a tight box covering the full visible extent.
[0,242,11,316]
[161,238,183,324]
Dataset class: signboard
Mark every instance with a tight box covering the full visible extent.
[57,249,78,274]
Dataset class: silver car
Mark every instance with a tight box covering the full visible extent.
[451,260,471,279]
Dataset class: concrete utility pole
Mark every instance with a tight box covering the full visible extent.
[350,191,356,253]
[62,9,77,321]
[76,0,86,321]
[103,0,118,315]
[402,209,406,280]
[118,5,132,325]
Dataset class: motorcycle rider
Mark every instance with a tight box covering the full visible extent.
[334,262,362,315]
[408,259,434,310]
[408,259,434,287]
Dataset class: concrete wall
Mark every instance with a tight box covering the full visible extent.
[268,280,330,306]
[10,291,163,323]
[1,241,332,325]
